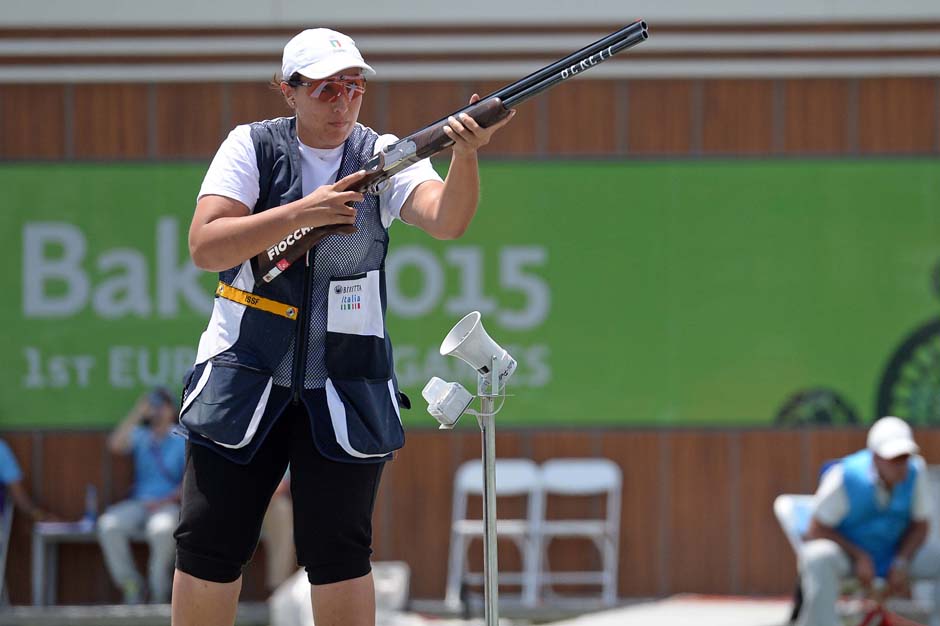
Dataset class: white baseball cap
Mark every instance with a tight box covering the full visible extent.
[281,28,375,81]
[867,416,920,459]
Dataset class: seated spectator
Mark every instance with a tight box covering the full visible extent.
[98,387,185,604]
[0,437,54,522]
[260,471,295,592]
[798,416,940,626]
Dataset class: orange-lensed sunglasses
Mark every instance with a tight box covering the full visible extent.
[288,75,367,103]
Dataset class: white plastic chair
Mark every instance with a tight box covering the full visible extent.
[925,466,940,544]
[444,458,542,609]
[917,466,940,626]
[0,500,13,606]
[536,458,622,607]
[773,493,814,557]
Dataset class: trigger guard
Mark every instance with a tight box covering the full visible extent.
[366,178,391,196]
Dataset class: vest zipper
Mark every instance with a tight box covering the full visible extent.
[291,251,314,404]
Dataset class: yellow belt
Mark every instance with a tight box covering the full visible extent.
[215,282,298,321]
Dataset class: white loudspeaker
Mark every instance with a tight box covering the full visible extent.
[439,311,516,386]
[422,377,473,429]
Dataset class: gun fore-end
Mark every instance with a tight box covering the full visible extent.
[408,97,510,160]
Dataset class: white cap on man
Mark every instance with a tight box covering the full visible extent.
[867,416,920,459]
[281,28,375,80]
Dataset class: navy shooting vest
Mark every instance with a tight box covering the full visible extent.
[179,118,406,464]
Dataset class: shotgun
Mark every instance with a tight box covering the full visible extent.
[256,20,649,285]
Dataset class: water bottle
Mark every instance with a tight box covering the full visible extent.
[83,484,98,525]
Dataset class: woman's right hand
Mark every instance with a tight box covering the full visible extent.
[295,170,369,231]
[190,170,371,272]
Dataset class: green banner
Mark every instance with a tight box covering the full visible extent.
[3,160,940,428]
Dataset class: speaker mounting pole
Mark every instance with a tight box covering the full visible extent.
[478,354,500,626]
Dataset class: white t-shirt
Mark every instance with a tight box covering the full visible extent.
[198,120,442,228]
[812,454,932,527]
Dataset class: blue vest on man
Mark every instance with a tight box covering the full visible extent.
[837,449,916,577]
[179,118,405,465]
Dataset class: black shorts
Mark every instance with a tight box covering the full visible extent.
[174,399,385,585]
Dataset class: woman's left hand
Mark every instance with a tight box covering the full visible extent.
[442,94,516,157]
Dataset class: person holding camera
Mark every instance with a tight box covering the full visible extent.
[98,387,186,604]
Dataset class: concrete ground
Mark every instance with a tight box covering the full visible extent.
[3,593,934,626]
[0,595,791,626]
[404,595,792,626]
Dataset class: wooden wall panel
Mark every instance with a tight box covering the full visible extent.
[913,429,940,464]
[40,432,106,518]
[469,80,539,156]
[0,86,66,159]
[805,429,866,481]
[600,431,663,597]
[73,85,148,159]
[529,431,597,461]
[665,432,735,594]
[228,82,292,129]
[374,430,463,598]
[6,76,940,162]
[154,83,224,159]
[384,82,466,140]
[108,452,135,505]
[783,79,851,154]
[857,78,938,154]
[736,431,804,594]
[356,81,387,132]
[627,80,694,156]
[702,80,774,155]
[39,432,111,604]
[14,427,940,604]
[546,81,618,155]
[55,543,118,603]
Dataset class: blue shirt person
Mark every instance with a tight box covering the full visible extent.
[0,438,53,521]
[97,388,185,604]
[129,424,186,502]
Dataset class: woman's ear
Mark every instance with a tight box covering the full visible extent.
[279,83,295,109]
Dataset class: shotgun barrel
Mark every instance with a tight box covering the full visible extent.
[494,20,647,105]
[254,21,650,285]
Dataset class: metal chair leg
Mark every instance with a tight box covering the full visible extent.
[790,576,803,624]
[444,530,467,610]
